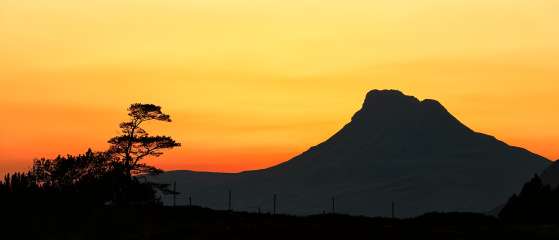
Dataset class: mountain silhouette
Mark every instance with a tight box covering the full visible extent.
[152,90,550,217]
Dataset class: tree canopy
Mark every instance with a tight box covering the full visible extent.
[108,103,181,176]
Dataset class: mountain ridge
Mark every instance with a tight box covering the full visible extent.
[153,89,550,217]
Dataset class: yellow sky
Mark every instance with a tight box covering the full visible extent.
[1,0,558,175]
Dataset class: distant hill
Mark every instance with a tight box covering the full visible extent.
[152,90,550,217]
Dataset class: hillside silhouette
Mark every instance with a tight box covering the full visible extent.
[153,90,550,217]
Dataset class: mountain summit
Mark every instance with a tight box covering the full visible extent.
[357,90,465,132]
[153,90,550,217]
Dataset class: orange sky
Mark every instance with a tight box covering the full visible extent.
[1,0,559,176]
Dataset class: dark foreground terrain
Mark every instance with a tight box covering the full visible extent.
[2,206,559,240]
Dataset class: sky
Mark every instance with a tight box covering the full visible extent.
[1,0,559,176]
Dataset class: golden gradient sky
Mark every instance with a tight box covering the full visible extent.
[1,0,558,176]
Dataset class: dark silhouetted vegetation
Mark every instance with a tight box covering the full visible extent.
[499,174,559,224]
[0,103,180,207]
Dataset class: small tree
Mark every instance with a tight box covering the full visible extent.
[108,103,181,177]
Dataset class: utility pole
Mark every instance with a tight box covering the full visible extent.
[228,190,232,211]
[391,201,395,219]
[332,197,336,214]
[173,181,177,207]
[273,194,277,215]
[189,196,192,207]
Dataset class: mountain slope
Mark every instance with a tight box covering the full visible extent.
[152,90,550,217]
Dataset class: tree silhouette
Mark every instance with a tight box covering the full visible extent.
[0,103,181,207]
[31,149,113,189]
[108,103,181,177]
[499,174,558,223]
